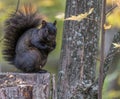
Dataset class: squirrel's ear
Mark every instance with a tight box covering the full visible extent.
[53,20,57,26]
[42,20,47,27]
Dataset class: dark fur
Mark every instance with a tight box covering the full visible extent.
[3,6,57,72]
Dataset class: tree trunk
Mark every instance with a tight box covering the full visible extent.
[57,0,101,98]
[0,73,50,99]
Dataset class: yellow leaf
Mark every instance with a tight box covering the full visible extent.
[88,8,94,14]
[117,1,120,8]
[65,8,94,21]
[114,0,120,8]
[55,13,65,20]
[104,24,112,29]
[113,43,120,48]
[65,15,78,21]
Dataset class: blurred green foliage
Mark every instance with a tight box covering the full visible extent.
[103,71,120,99]
[103,0,120,98]
[0,0,66,73]
[107,0,120,28]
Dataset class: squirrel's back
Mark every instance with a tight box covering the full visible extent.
[3,6,42,64]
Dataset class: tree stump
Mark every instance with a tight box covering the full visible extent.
[0,73,50,99]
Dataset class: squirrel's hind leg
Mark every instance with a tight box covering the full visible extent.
[14,54,37,72]
[14,50,42,72]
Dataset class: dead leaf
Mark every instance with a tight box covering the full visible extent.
[88,8,94,14]
[104,24,112,29]
[65,8,94,21]
[114,0,120,8]
[55,13,65,20]
[8,74,14,78]
[113,43,120,48]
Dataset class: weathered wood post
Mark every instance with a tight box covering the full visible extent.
[0,73,50,99]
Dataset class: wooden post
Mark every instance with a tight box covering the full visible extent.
[0,73,50,99]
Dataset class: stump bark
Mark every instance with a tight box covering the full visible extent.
[0,73,50,99]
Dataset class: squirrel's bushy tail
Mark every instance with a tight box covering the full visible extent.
[3,5,42,64]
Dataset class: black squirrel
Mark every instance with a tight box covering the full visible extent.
[3,6,57,73]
